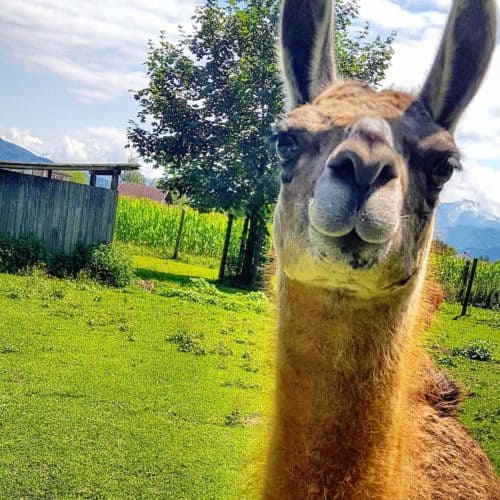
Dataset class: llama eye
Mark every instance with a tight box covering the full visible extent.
[431,156,458,189]
[276,133,299,163]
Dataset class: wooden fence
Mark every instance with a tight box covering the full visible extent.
[0,169,118,255]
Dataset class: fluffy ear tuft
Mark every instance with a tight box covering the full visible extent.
[280,0,337,109]
[419,0,497,132]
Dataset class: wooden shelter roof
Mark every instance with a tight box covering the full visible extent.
[0,161,139,172]
[0,161,140,190]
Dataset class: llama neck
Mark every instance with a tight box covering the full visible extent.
[265,274,424,499]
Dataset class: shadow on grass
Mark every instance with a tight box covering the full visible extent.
[134,267,255,296]
[135,267,200,286]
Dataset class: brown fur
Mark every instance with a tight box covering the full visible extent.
[283,82,415,133]
[314,82,414,126]
[264,270,499,499]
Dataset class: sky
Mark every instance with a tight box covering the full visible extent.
[0,0,499,215]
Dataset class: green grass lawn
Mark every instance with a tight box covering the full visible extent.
[423,303,499,472]
[0,256,271,499]
[0,256,498,498]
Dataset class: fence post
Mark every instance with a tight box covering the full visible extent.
[173,207,186,260]
[459,259,471,302]
[236,217,250,276]
[461,258,478,316]
[218,213,235,282]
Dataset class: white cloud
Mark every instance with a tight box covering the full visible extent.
[359,0,446,34]
[2,128,45,153]
[0,0,202,101]
[2,0,499,200]
[56,136,89,162]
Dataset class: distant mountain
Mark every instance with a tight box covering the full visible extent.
[435,200,500,261]
[0,138,53,164]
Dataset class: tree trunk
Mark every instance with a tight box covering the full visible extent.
[218,213,234,282]
[240,206,268,288]
[240,212,259,286]
[236,217,250,276]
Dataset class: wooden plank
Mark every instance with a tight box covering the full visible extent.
[461,258,478,316]
[40,176,57,252]
[59,181,72,255]
[4,177,18,237]
[31,176,45,248]
[86,187,99,248]
[110,171,120,190]
[19,173,33,238]
[68,184,85,253]
[12,172,27,238]
[106,190,119,243]
[90,170,122,176]
[0,171,8,233]
[77,186,90,248]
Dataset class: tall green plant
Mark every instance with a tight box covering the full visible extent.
[433,254,500,310]
[115,197,244,263]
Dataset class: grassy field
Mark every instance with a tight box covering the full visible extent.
[0,256,498,498]
[0,256,271,499]
[423,303,499,469]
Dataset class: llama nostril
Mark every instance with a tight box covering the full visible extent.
[376,163,397,187]
[327,149,397,189]
[328,154,356,183]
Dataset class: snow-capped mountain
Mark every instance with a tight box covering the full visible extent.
[436,200,499,229]
[435,200,500,261]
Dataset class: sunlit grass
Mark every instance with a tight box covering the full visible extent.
[0,257,497,498]
[0,258,271,499]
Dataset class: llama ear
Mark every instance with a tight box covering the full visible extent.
[280,0,337,109]
[419,0,497,132]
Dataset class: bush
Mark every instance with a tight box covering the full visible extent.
[0,234,133,288]
[86,244,133,287]
[0,233,15,273]
[47,246,90,278]
[0,233,45,273]
[452,340,495,362]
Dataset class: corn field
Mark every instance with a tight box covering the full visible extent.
[115,197,245,264]
[432,255,500,310]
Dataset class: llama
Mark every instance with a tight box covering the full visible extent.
[265,0,499,498]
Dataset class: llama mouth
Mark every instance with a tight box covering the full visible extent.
[308,199,395,246]
[311,227,385,270]
[311,223,384,250]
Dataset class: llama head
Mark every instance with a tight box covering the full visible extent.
[273,0,496,296]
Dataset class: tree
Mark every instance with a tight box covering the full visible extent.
[128,0,395,287]
[121,170,146,185]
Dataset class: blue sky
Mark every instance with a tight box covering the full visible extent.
[1,0,499,214]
